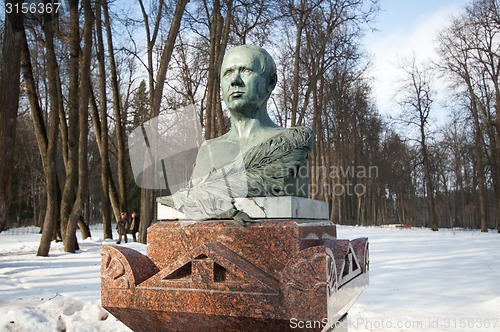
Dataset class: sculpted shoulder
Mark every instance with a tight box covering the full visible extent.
[216,126,313,152]
[190,126,313,183]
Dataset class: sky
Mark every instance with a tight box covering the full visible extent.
[364,0,472,119]
[0,0,473,129]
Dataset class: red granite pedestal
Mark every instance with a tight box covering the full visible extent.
[101,219,368,332]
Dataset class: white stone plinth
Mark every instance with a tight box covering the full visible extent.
[156,196,329,220]
[233,197,329,219]
[157,202,186,220]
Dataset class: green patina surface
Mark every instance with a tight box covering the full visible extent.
[157,45,314,222]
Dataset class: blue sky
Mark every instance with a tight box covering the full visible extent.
[364,0,472,117]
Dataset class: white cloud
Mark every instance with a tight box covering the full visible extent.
[366,2,467,117]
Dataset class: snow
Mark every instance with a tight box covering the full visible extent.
[1,225,499,331]
[342,226,500,331]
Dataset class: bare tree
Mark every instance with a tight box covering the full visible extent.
[0,0,23,232]
[438,113,477,228]
[137,0,189,243]
[64,0,94,252]
[277,0,319,127]
[395,55,439,231]
[276,0,379,224]
[203,0,233,138]
[92,0,115,238]
[26,1,61,256]
[102,0,128,216]
[58,0,81,250]
[436,0,499,232]
[15,0,491,235]
[380,131,415,225]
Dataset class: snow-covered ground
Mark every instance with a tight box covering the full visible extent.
[341,226,500,332]
[0,224,499,331]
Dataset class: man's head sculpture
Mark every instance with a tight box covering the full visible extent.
[220,45,277,116]
[157,45,315,223]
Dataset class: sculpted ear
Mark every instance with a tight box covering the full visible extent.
[267,74,277,92]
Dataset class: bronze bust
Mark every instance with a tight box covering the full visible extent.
[158,45,314,222]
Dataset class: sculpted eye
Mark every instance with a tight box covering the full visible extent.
[223,69,233,77]
[242,68,253,74]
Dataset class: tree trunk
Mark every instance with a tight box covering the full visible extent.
[65,0,93,253]
[138,189,150,244]
[88,89,121,223]
[215,1,232,136]
[494,85,500,232]
[102,0,127,214]
[35,3,61,256]
[77,216,92,240]
[470,95,488,232]
[60,0,80,245]
[203,0,232,138]
[290,17,304,127]
[0,0,23,232]
[138,0,189,243]
[421,134,438,231]
[151,0,190,119]
[206,1,215,138]
[95,0,113,239]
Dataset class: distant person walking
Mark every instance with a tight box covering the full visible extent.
[128,211,140,242]
[116,212,129,244]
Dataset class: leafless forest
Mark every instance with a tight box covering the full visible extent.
[0,0,499,255]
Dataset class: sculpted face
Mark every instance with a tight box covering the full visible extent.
[220,47,274,114]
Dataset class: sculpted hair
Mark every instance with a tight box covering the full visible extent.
[225,45,277,84]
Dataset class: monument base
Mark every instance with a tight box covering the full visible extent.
[156,196,330,220]
[101,219,368,332]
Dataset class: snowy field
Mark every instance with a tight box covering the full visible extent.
[0,224,499,332]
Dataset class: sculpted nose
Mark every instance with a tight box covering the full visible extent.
[230,73,244,87]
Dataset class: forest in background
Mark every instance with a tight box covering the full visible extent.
[0,0,499,255]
